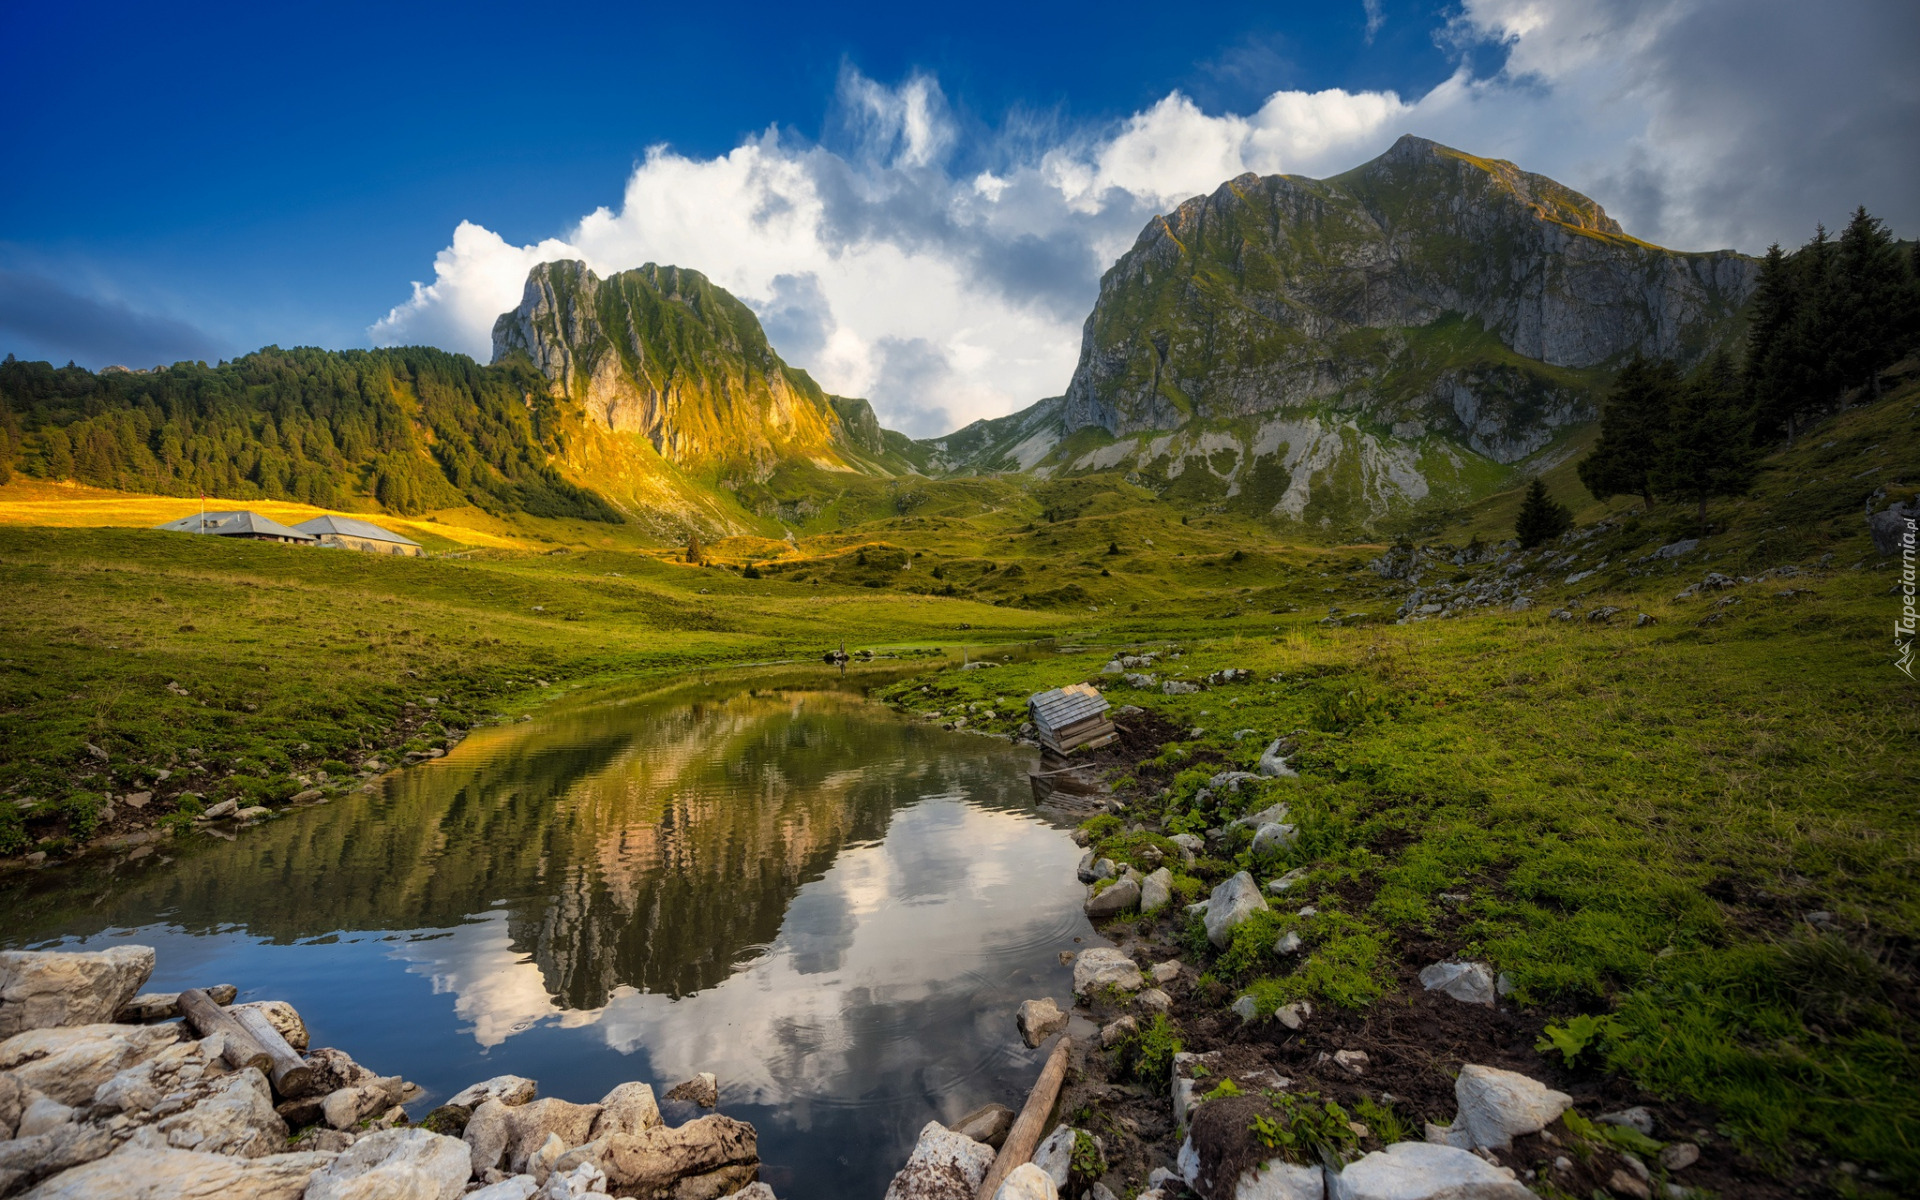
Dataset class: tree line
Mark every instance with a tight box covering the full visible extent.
[0,346,621,522]
[1532,206,1919,541]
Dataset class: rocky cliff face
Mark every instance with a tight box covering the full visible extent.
[493,261,862,480]
[1048,135,1759,527]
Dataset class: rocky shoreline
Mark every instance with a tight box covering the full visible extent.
[0,945,770,1199]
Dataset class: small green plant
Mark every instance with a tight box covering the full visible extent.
[1535,1013,1622,1066]
[1353,1096,1410,1146]
[1247,1091,1358,1164]
[1069,1130,1105,1182]
[1201,1078,1243,1101]
[1563,1109,1662,1157]
[1118,1013,1182,1085]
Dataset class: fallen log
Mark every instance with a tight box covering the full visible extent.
[977,1036,1072,1200]
[230,1005,316,1097]
[177,987,272,1077]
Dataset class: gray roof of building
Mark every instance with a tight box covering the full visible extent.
[152,511,316,540]
[1028,683,1110,731]
[291,515,420,546]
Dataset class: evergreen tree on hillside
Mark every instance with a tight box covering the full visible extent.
[1578,356,1679,508]
[1829,208,1914,399]
[1745,244,1804,441]
[1651,349,1755,530]
[1784,224,1841,410]
[685,534,703,564]
[1514,479,1573,548]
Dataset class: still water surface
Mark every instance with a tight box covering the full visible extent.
[0,677,1094,1199]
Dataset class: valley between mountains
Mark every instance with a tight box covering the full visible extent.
[0,135,1914,1200]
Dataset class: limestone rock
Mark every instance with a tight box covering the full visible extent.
[16,1094,74,1138]
[1274,931,1303,955]
[1250,823,1298,856]
[305,1128,471,1200]
[1453,1065,1572,1150]
[665,1073,719,1108]
[92,1036,227,1117]
[884,1120,996,1200]
[1417,962,1496,1007]
[1031,1124,1077,1189]
[591,1082,662,1139]
[0,1074,35,1138]
[0,947,155,1038]
[323,1077,406,1131]
[0,1021,185,1105]
[465,1099,515,1179]
[1205,873,1268,948]
[18,1146,337,1200]
[495,1098,603,1174]
[1072,948,1143,995]
[1099,1016,1138,1049]
[1139,868,1173,913]
[1017,998,1067,1048]
[1660,1143,1699,1171]
[952,1103,1014,1149]
[601,1114,759,1200]
[1327,1141,1533,1199]
[124,1067,287,1157]
[449,1075,538,1111]
[0,1121,116,1194]
[1085,878,1140,917]
[468,1177,540,1200]
[1150,961,1181,985]
[1137,988,1171,1013]
[723,1186,776,1200]
[992,1162,1059,1200]
[1597,1107,1655,1137]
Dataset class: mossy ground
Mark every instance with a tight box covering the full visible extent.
[0,380,1913,1193]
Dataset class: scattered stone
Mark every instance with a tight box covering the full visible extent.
[323,1077,407,1130]
[665,1072,719,1108]
[449,1075,539,1110]
[1231,995,1259,1023]
[1136,988,1172,1013]
[1099,1016,1138,1049]
[1607,1168,1653,1199]
[1017,998,1068,1048]
[468,1177,540,1200]
[883,1119,995,1200]
[233,806,272,823]
[201,799,238,820]
[1634,613,1657,627]
[18,1145,339,1200]
[1453,1065,1572,1150]
[1204,872,1268,948]
[1256,739,1296,777]
[1332,1050,1369,1075]
[952,1103,1015,1149]
[1267,868,1310,895]
[1660,1142,1700,1171]
[1086,877,1140,917]
[0,945,156,1037]
[1139,867,1172,913]
[1073,948,1143,995]
[123,791,152,810]
[1275,1002,1312,1031]
[1588,606,1621,622]
[1274,931,1303,955]
[1031,1124,1078,1189]
[306,1127,470,1200]
[1597,1107,1655,1137]
[1330,1141,1533,1200]
[1649,538,1699,560]
[1149,960,1181,985]
[1168,834,1203,860]
[1162,681,1199,696]
[1250,822,1298,856]
[1417,961,1496,1007]
[993,1161,1059,1200]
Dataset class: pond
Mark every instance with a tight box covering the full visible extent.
[0,674,1097,1199]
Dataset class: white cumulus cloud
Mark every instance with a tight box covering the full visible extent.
[373,0,1916,438]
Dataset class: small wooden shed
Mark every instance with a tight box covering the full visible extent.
[1027,683,1116,755]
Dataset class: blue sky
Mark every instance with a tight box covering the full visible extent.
[3,0,1915,435]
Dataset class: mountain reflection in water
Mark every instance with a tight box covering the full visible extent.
[1,681,1095,1200]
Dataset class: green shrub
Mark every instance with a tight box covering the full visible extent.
[1117,1013,1183,1085]
[0,807,27,855]
[1249,1091,1358,1164]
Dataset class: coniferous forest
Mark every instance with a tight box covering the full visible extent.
[0,346,619,521]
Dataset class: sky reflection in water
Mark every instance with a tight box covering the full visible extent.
[1,680,1094,1199]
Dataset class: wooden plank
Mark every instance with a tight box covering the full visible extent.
[977,1036,1073,1200]
[230,1006,316,1098]
[177,988,272,1076]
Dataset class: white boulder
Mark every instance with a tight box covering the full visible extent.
[1328,1141,1534,1199]
[1417,963,1496,1007]
[0,946,155,1037]
[883,1120,996,1200]
[448,1075,538,1110]
[305,1128,471,1200]
[0,1021,185,1105]
[1031,1124,1076,1189]
[1205,873,1268,948]
[18,1146,337,1200]
[1453,1065,1572,1150]
[1139,868,1173,913]
[1073,948,1143,995]
[1017,998,1068,1048]
[123,1068,286,1157]
[992,1162,1059,1200]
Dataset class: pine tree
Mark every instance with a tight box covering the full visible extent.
[1578,356,1678,508]
[1745,244,1802,441]
[1829,207,1909,399]
[1651,349,1755,530]
[1514,478,1573,548]
[685,534,703,564]
[1784,224,1840,408]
